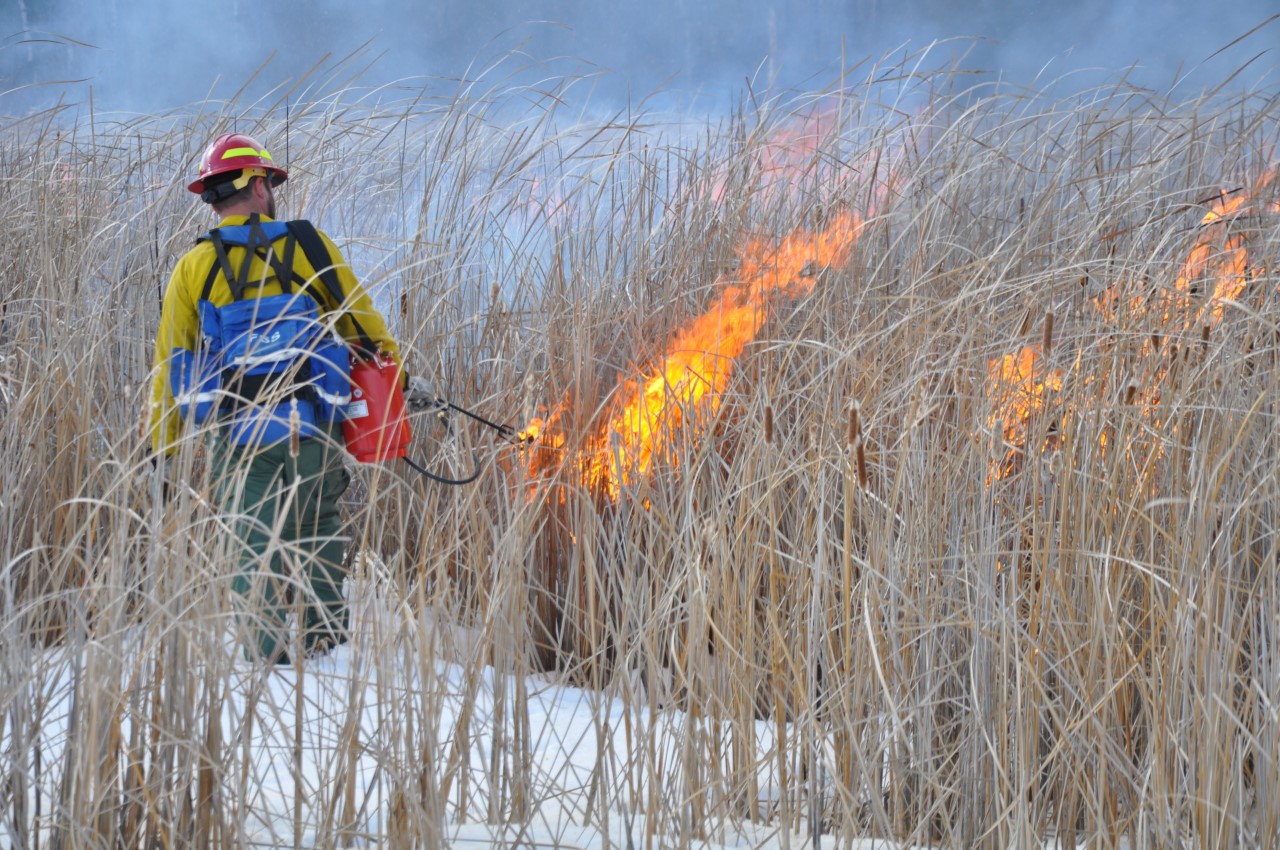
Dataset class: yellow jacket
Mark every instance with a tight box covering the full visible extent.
[149,214,403,454]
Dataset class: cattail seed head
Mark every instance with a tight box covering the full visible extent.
[763,404,774,444]
[1124,382,1138,405]
[288,398,301,457]
[1041,310,1055,355]
[849,402,867,489]
[855,439,867,490]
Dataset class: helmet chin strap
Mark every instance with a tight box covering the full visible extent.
[200,182,240,204]
[200,167,268,205]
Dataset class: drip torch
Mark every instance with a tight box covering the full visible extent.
[343,348,535,485]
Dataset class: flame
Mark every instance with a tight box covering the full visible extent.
[987,167,1276,480]
[700,105,843,207]
[985,345,1063,480]
[1143,169,1274,335]
[587,213,865,496]
[587,214,863,496]
[518,417,547,443]
[525,211,868,499]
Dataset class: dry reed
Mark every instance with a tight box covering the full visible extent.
[1,51,1278,849]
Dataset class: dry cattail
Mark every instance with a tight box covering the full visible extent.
[1041,310,1055,355]
[1124,382,1138,405]
[763,404,774,444]
[289,398,301,457]
[849,403,867,489]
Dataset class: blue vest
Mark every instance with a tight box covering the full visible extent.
[168,218,352,447]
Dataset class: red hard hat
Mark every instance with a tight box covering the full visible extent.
[187,132,288,195]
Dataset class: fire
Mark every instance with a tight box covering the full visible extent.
[987,167,1276,480]
[517,417,547,443]
[985,345,1063,480]
[592,214,863,496]
[527,211,867,499]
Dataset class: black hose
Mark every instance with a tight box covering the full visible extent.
[398,397,510,485]
[403,453,482,486]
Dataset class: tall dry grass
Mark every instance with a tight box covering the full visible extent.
[2,54,1278,848]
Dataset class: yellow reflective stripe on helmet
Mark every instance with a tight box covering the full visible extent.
[221,147,273,160]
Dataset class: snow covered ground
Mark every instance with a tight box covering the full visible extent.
[10,574,925,850]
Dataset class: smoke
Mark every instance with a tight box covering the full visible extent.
[1,0,1276,116]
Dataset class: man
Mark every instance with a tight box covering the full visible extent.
[149,132,432,663]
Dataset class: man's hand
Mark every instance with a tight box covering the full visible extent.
[404,375,445,411]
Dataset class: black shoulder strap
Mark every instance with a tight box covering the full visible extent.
[200,217,310,305]
[202,229,240,301]
[287,219,376,351]
[255,219,298,300]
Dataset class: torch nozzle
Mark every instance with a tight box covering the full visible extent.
[429,398,537,446]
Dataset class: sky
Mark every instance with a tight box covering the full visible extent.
[2,1,1278,117]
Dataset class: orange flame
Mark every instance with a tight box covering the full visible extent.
[985,345,1063,480]
[517,417,547,443]
[526,211,868,499]
[1134,170,1273,336]
[589,213,864,497]
[610,213,861,495]
[987,167,1276,480]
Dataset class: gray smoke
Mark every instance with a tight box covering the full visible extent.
[1,0,1277,115]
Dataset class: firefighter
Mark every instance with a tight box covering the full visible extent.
[148,132,433,664]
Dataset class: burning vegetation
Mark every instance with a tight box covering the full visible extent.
[987,168,1279,480]
[524,210,871,498]
[3,59,1280,849]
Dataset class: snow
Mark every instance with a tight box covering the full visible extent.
[9,575,921,850]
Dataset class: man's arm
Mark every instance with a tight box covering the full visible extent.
[312,230,406,377]
[148,254,202,455]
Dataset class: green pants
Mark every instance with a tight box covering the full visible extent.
[212,423,352,662]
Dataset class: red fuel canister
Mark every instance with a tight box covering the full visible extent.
[343,351,411,462]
